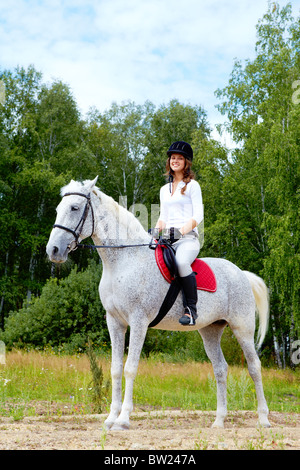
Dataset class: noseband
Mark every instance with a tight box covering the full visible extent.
[53,192,95,251]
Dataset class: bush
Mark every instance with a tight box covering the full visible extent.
[143,329,208,362]
[1,260,109,351]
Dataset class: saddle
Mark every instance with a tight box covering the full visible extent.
[148,240,217,328]
[155,244,217,292]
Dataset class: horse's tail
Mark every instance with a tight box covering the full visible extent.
[243,271,269,349]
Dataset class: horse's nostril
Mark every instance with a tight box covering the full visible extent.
[53,246,59,255]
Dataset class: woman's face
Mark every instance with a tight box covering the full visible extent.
[169,153,185,174]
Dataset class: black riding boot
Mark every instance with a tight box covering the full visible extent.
[179,272,198,326]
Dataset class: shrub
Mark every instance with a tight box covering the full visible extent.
[1,260,109,351]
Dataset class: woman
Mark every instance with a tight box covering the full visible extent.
[154,141,203,326]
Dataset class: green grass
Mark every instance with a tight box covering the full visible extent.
[134,360,300,413]
[0,350,299,420]
[0,350,110,418]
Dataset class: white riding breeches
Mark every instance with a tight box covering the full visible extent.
[172,233,200,278]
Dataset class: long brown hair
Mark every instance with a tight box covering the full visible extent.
[165,157,195,194]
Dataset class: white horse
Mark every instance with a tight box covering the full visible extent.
[46,177,271,430]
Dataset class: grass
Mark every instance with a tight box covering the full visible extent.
[134,360,300,413]
[0,350,111,418]
[0,350,299,420]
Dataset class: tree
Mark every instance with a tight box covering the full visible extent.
[214,2,300,366]
[0,66,96,324]
[86,101,154,208]
[191,135,229,258]
[0,65,44,321]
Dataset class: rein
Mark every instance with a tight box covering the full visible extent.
[78,242,151,250]
[53,192,153,251]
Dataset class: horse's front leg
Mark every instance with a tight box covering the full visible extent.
[104,313,127,430]
[199,323,228,428]
[112,317,148,430]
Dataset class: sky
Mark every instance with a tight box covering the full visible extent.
[0,0,299,146]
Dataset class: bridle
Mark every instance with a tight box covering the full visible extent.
[53,192,94,252]
[53,191,152,251]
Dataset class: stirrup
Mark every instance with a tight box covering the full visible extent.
[179,307,196,326]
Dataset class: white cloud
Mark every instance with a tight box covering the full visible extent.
[0,0,299,144]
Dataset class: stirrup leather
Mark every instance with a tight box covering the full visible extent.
[185,306,195,325]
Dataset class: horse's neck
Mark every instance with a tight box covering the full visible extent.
[91,190,150,263]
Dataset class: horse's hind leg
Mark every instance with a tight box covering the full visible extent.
[231,325,270,428]
[199,322,228,428]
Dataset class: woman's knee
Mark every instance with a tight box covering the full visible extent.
[176,260,193,277]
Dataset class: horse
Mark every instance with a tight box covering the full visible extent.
[46,177,271,430]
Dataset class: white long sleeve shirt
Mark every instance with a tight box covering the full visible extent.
[159,179,204,233]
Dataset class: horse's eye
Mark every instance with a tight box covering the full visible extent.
[71,205,79,211]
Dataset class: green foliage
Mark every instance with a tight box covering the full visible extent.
[214,2,300,366]
[1,261,108,350]
[143,330,208,362]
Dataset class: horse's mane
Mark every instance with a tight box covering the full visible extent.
[94,188,149,241]
[61,180,149,241]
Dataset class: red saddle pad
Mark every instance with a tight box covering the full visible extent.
[155,244,217,292]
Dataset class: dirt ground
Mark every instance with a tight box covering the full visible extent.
[0,409,299,450]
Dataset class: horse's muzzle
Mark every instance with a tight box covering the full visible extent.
[46,242,69,264]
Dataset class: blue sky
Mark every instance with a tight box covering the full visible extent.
[0,0,299,145]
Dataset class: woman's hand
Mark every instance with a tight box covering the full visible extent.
[179,218,197,236]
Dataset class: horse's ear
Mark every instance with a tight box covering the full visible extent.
[86,176,99,191]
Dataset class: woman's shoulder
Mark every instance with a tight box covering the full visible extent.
[160,183,170,197]
[187,179,201,191]
[160,182,170,192]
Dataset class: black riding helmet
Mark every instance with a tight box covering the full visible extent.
[167,141,193,162]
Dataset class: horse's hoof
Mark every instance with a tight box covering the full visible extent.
[104,419,114,430]
[257,420,271,428]
[257,413,271,428]
[212,419,225,429]
[111,421,130,431]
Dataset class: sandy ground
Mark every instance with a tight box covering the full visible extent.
[0,409,299,450]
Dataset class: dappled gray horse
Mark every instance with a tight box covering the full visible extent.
[46,177,271,430]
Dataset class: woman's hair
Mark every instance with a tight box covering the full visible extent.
[165,157,195,194]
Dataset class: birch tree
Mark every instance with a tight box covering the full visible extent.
[215,2,300,365]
